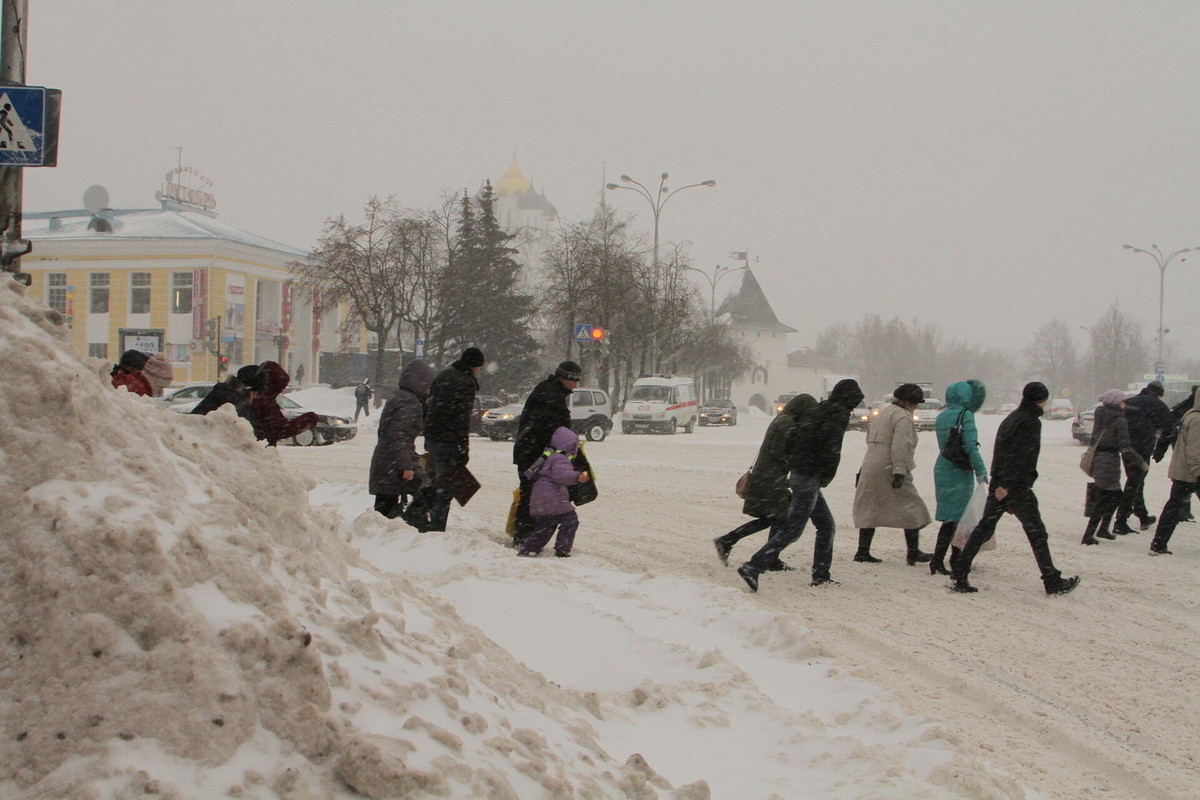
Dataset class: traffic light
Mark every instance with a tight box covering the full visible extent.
[590,326,605,343]
[217,354,229,373]
[204,317,219,348]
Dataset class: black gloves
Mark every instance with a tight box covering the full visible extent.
[891,474,905,489]
[1153,449,1165,463]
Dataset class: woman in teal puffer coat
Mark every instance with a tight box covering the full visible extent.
[930,380,989,575]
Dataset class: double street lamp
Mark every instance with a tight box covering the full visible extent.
[683,260,747,317]
[1122,243,1198,381]
[606,172,715,371]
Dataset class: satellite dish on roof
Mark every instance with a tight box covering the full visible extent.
[83,185,110,213]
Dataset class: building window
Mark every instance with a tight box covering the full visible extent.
[167,343,190,364]
[87,342,108,360]
[89,273,110,314]
[46,272,66,314]
[130,272,151,314]
[171,271,193,314]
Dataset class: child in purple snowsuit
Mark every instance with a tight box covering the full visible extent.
[518,426,590,557]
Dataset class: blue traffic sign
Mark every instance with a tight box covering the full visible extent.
[0,86,50,166]
[574,323,594,342]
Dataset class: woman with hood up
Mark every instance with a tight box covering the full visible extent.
[929,380,990,575]
[1082,389,1147,545]
[250,361,318,446]
[370,359,437,523]
[713,393,816,569]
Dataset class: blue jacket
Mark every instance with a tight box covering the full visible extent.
[934,380,988,521]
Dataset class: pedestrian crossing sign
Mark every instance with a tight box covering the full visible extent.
[0,86,59,167]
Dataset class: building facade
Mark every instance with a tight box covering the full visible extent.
[21,176,335,386]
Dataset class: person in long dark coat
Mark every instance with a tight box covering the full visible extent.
[369,360,436,523]
[951,382,1079,595]
[737,379,864,592]
[192,364,266,435]
[511,360,579,547]
[1082,390,1147,544]
[713,393,816,569]
[1114,382,1175,533]
[424,347,484,531]
[250,361,318,446]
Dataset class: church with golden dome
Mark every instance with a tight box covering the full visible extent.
[492,155,558,233]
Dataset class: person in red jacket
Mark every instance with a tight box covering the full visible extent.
[110,350,152,396]
[250,361,317,446]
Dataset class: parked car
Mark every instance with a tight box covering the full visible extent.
[848,405,877,431]
[912,399,945,432]
[1047,398,1076,420]
[471,395,504,435]
[698,398,738,426]
[156,382,219,406]
[1072,403,1099,445]
[168,392,356,446]
[773,393,799,415]
[481,387,613,442]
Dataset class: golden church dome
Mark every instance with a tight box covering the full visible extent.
[495,156,532,197]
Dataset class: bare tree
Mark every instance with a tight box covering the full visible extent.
[1083,303,1149,396]
[1023,319,1077,398]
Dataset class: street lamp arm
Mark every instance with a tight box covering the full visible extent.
[662,180,717,207]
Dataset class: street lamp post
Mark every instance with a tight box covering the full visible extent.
[1123,243,1197,382]
[606,172,715,372]
[683,260,747,317]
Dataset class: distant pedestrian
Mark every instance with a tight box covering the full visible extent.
[294,362,305,385]
[110,350,152,397]
[1113,382,1175,533]
[1081,390,1147,545]
[737,378,864,591]
[517,426,591,557]
[511,361,579,548]
[251,361,318,446]
[951,382,1079,595]
[141,352,175,397]
[192,364,266,434]
[425,347,484,531]
[1148,403,1200,556]
[930,380,989,575]
[369,360,436,526]
[354,379,374,422]
[852,383,933,566]
[713,393,816,569]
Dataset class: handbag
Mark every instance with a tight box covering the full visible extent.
[941,410,972,470]
[1079,424,1108,477]
[735,469,752,499]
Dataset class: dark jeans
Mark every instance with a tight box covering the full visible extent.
[745,472,835,579]
[953,486,1061,586]
[354,400,370,422]
[1151,479,1198,550]
[520,510,580,555]
[1116,462,1151,525]
[426,440,463,532]
[716,517,783,548]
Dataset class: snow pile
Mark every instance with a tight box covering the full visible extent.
[0,276,707,798]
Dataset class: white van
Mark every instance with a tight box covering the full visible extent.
[621,375,697,435]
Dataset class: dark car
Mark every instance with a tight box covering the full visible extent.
[471,395,504,435]
[481,387,613,442]
[848,405,876,431]
[168,392,356,446]
[698,398,738,426]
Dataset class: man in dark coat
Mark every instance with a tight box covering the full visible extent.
[424,347,485,531]
[951,381,1079,595]
[1114,381,1176,533]
[714,394,816,569]
[192,364,266,435]
[353,379,374,422]
[511,360,580,547]
[737,378,864,592]
[370,359,436,525]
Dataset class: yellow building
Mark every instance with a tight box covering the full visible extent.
[21,178,337,386]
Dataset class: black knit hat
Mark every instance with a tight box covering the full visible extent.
[893,383,924,404]
[555,360,583,381]
[118,349,150,370]
[1022,381,1050,404]
[236,364,266,391]
[461,347,485,368]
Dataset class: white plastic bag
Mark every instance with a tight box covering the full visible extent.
[952,482,995,550]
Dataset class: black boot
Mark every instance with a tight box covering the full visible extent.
[905,528,933,565]
[1082,516,1100,545]
[853,528,881,563]
[930,520,955,575]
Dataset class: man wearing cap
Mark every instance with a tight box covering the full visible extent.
[425,347,485,531]
[1114,381,1176,533]
[511,360,581,547]
[951,381,1079,595]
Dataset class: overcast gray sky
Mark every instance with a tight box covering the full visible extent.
[22,1,1200,363]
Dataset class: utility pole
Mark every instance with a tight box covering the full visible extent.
[0,0,30,283]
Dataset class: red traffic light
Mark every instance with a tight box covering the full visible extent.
[590,326,605,341]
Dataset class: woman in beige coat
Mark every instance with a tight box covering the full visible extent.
[852,383,933,564]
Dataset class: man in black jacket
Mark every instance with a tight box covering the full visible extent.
[1114,381,1176,533]
[951,382,1079,595]
[511,360,579,547]
[424,347,484,531]
[737,378,864,592]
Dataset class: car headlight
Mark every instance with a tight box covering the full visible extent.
[326,417,349,426]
